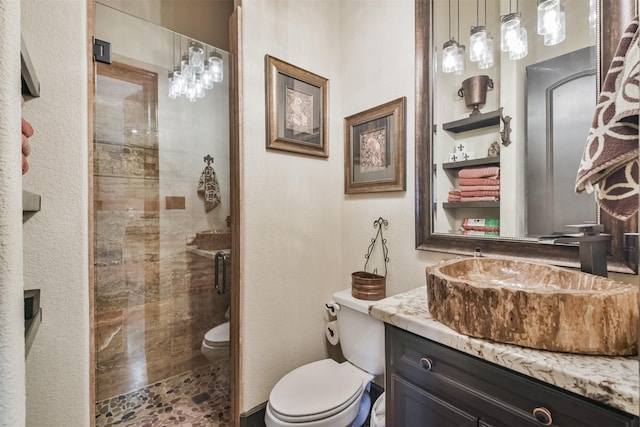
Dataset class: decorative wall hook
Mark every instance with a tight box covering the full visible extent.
[364,217,390,277]
[500,108,512,147]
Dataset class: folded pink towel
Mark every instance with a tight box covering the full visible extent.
[448,190,461,196]
[458,178,500,186]
[460,190,500,198]
[459,185,500,192]
[460,196,499,202]
[448,196,461,202]
[458,167,500,179]
[575,16,639,220]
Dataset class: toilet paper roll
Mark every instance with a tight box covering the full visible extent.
[325,321,340,345]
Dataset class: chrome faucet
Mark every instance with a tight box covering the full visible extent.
[543,224,611,277]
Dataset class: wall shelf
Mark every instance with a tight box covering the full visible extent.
[442,109,501,133]
[21,35,40,100]
[443,201,500,209]
[24,289,42,358]
[23,190,41,213]
[442,157,500,170]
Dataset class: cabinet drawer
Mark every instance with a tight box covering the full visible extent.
[386,325,638,427]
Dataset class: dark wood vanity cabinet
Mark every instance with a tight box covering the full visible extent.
[385,325,639,427]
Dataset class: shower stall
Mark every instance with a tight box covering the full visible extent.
[92,4,232,425]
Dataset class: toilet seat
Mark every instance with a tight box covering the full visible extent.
[268,359,363,423]
[203,322,229,347]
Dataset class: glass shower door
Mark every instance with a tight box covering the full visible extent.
[93,3,231,426]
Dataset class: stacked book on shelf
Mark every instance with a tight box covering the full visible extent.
[460,218,500,236]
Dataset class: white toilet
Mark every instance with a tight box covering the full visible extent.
[201,307,230,362]
[265,289,385,427]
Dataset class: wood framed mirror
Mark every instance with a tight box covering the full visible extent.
[415,0,638,274]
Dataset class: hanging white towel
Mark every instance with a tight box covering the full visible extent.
[197,164,221,212]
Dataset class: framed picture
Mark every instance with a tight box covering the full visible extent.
[344,97,406,193]
[265,55,329,158]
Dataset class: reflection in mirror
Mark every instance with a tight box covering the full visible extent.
[415,0,638,274]
[432,0,596,238]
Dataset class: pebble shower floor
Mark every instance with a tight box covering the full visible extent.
[95,359,230,426]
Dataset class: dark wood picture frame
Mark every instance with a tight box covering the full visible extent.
[265,55,329,158]
[344,97,406,194]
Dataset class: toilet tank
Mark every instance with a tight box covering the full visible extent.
[332,289,385,375]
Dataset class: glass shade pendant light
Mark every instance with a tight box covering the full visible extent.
[478,36,494,69]
[208,51,224,83]
[469,0,489,63]
[543,6,565,46]
[537,0,565,46]
[442,39,460,73]
[470,26,488,62]
[537,0,559,35]
[500,12,521,53]
[188,41,205,74]
[509,26,528,60]
[442,0,464,75]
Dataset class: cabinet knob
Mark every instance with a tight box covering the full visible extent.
[419,357,433,371]
[532,407,553,426]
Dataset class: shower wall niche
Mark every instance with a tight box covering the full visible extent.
[93,3,231,402]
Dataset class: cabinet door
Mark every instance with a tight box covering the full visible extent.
[392,374,477,427]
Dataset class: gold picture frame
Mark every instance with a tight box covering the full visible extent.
[265,55,329,158]
[344,97,406,193]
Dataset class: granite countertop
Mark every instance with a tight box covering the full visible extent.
[186,246,230,260]
[370,286,639,416]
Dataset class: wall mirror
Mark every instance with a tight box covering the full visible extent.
[415,0,638,273]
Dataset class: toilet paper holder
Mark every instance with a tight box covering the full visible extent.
[325,302,340,316]
[327,324,336,338]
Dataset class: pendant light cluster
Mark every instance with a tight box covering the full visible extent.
[168,35,223,102]
[443,0,575,75]
[500,0,567,60]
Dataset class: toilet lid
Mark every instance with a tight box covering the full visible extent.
[269,359,363,423]
[204,322,229,346]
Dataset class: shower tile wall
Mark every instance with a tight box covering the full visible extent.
[94,61,230,401]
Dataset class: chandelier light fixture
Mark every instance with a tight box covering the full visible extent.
[537,0,566,46]
[442,0,465,75]
[168,34,223,102]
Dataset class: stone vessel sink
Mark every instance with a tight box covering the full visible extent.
[193,229,230,250]
[426,258,639,355]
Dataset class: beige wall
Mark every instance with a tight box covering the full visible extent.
[238,0,448,413]
[21,0,90,425]
[0,0,25,425]
[238,0,344,411]
[98,0,233,50]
